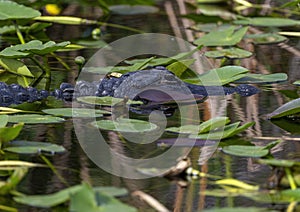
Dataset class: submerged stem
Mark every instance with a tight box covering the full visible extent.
[13,21,25,44]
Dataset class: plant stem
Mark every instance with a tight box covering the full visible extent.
[97,21,144,33]
[50,53,71,71]
[285,167,297,190]
[40,155,69,186]
[13,21,25,44]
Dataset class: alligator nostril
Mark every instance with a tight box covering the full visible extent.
[164,74,176,81]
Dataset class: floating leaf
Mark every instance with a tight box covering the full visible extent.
[0,40,70,58]
[77,96,142,106]
[234,17,300,27]
[0,0,41,21]
[267,98,300,119]
[194,26,248,46]
[14,185,82,207]
[109,5,158,15]
[184,66,249,85]
[69,183,136,212]
[166,117,230,134]
[293,80,300,86]
[166,59,195,77]
[205,48,252,59]
[0,115,8,127]
[0,122,23,143]
[4,140,66,154]
[0,58,34,77]
[8,114,64,124]
[42,108,110,118]
[246,33,288,44]
[258,159,300,168]
[234,73,288,84]
[92,118,158,133]
[189,122,254,140]
[93,187,128,197]
[222,145,269,157]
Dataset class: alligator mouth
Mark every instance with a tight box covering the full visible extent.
[133,89,206,105]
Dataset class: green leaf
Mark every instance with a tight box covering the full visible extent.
[0,58,34,77]
[199,117,230,133]
[14,185,82,207]
[258,159,300,168]
[194,26,248,46]
[4,140,66,154]
[91,118,158,133]
[0,167,28,195]
[70,183,137,212]
[0,40,70,58]
[184,66,249,85]
[93,187,128,197]
[109,5,158,15]
[166,117,230,134]
[234,73,288,84]
[205,48,252,59]
[267,98,300,119]
[8,114,65,124]
[203,207,269,212]
[234,17,300,27]
[222,145,269,157]
[77,96,142,106]
[0,122,23,143]
[293,80,300,86]
[42,108,110,118]
[0,115,8,127]
[166,59,196,77]
[0,0,41,21]
[189,121,254,140]
[246,33,288,44]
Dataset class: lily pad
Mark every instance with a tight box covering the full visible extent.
[222,145,269,157]
[267,98,300,119]
[234,73,288,84]
[8,114,65,124]
[4,140,66,154]
[234,17,300,27]
[109,5,158,15]
[42,108,110,118]
[0,0,41,21]
[194,26,248,46]
[246,33,288,44]
[91,118,158,133]
[77,96,142,106]
[0,40,70,58]
[205,48,252,59]
[184,66,249,85]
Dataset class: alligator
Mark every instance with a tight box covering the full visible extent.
[0,66,259,107]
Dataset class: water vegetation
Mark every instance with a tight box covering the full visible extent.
[0,0,299,211]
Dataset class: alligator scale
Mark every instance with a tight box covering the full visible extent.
[0,67,259,107]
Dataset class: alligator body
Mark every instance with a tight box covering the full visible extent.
[0,66,259,107]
